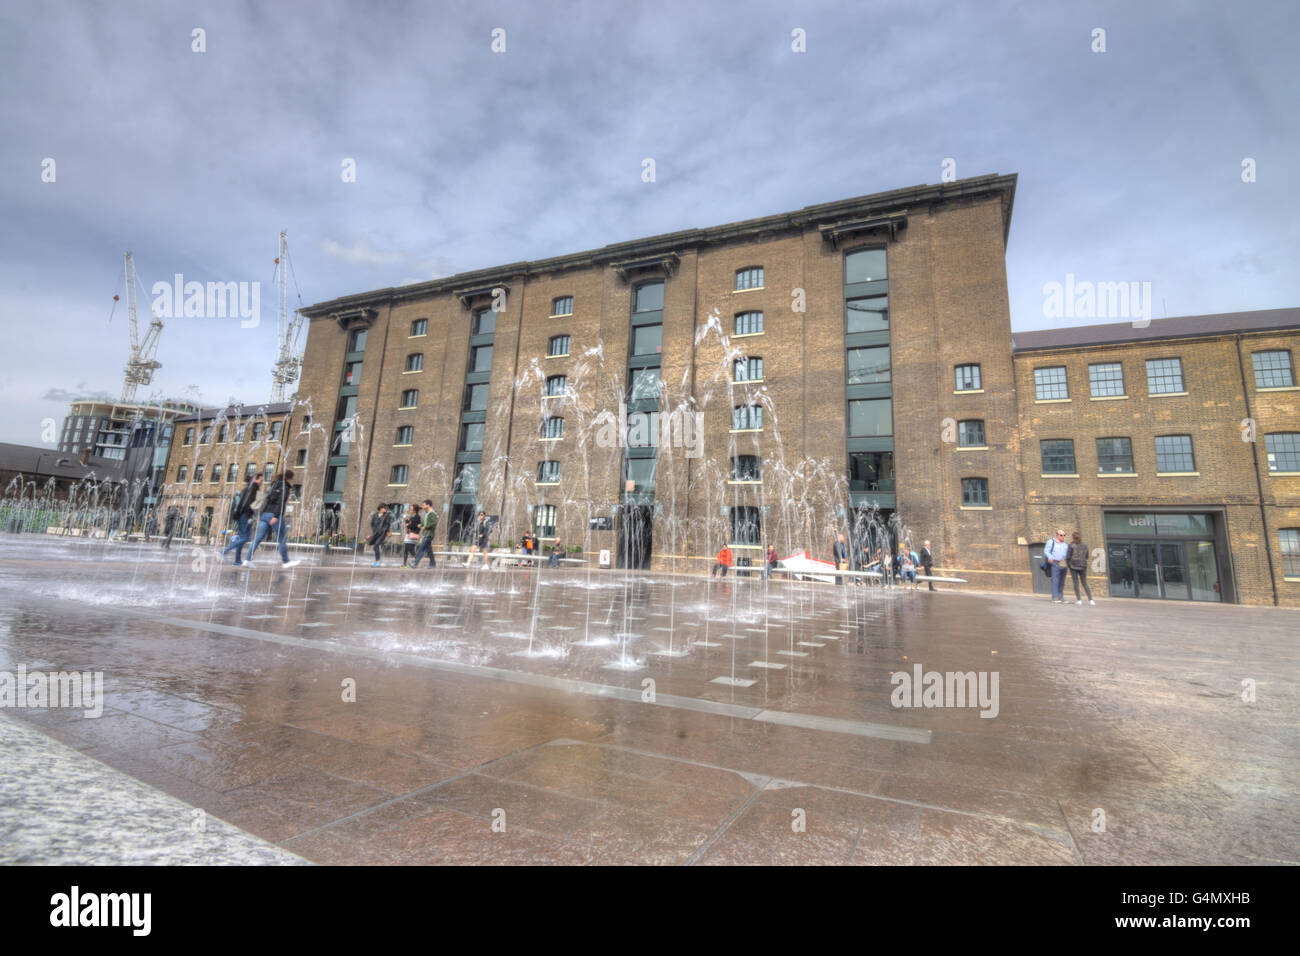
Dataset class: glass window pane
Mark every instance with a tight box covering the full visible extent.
[735,311,763,335]
[464,383,489,411]
[471,345,493,372]
[473,310,496,335]
[632,324,662,356]
[845,249,887,284]
[460,422,484,452]
[634,282,664,313]
[957,420,985,447]
[1264,433,1300,472]
[848,451,894,492]
[1145,358,1183,394]
[955,364,981,391]
[847,346,890,385]
[1096,437,1134,473]
[1089,362,1125,397]
[961,478,989,506]
[1253,350,1296,388]
[1040,439,1076,473]
[629,368,660,401]
[848,398,892,437]
[626,458,656,491]
[1155,435,1195,472]
[1034,366,1069,400]
[845,295,888,333]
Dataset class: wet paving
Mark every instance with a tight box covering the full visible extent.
[0,536,1296,865]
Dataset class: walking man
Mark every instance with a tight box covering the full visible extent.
[160,508,177,549]
[244,470,300,568]
[222,472,263,566]
[1044,528,1070,603]
[473,511,491,567]
[411,500,439,568]
[920,540,936,591]
[366,504,390,567]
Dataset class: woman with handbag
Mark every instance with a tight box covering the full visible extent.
[401,504,422,567]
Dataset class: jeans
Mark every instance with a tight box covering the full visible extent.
[250,514,289,563]
[222,514,252,564]
[411,536,436,568]
[1070,567,1093,601]
[1050,562,1067,601]
[547,552,560,568]
[712,563,728,577]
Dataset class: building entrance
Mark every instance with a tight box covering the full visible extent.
[1103,512,1222,602]
[616,505,653,569]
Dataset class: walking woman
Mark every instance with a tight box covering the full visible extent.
[401,503,421,567]
[1067,531,1095,605]
[244,470,299,568]
[367,504,391,567]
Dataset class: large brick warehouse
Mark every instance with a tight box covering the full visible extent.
[282,173,1299,606]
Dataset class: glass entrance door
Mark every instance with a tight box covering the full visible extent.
[1133,542,1162,598]
[1158,541,1189,600]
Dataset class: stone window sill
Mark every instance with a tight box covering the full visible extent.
[1035,398,1070,404]
[1041,473,1079,478]
[954,389,984,395]
[1149,391,1188,397]
[1097,472,1137,477]
[1156,471,1200,477]
[1089,395,1128,401]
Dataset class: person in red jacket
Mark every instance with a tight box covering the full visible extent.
[711,545,733,577]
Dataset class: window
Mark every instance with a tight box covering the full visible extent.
[295,449,306,467]
[1034,366,1069,400]
[735,267,764,290]
[200,425,213,443]
[1281,529,1300,578]
[463,383,490,412]
[194,464,205,482]
[400,389,418,409]
[628,367,659,401]
[634,282,664,313]
[1040,439,1076,474]
[1089,362,1125,397]
[735,311,763,335]
[183,427,194,446]
[227,464,237,482]
[177,465,188,482]
[545,375,567,397]
[336,394,357,422]
[848,398,892,437]
[541,417,564,439]
[845,295,888,333]
[244,462,257,480]
[957,420,985,447]
[263,463,274,481]
[537,460,560,483]
[961,478,989,507]
[731,455,761,481]
[1096,437,1134,473]
[472,309,496,336]
[454,462,479,493]
[849,451,894,492]
[954,364,982,391]
[730,506,761,545]
[1155,435,1196,473]
[325,464,346,493]
[390,465,408,485]
[251,421,265,441]
[396,425,414,446]
[734,356,762,382]
[270,421,282,441]
[733,404,762,430]
[845,248,887,284]
[410,318,428,336]
[548,335,570,357]
[459,422,484,453]
[347,328,367,352]
[551,296,573,317]
[1145,358,1184,394]
[342,360,362,385]
[300,415,311,433]
[627,412,657,447]
[234,423,246,442]
[1253,350,1296,388]
[1265,433,1300,472]
[847,346,890,385]
[406,353,423,372]
[632,324,662,356]
[625,457,656,493]
[534,504,557,538]
[470,345,493,372]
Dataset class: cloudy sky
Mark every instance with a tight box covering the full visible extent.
[1,0,1295,444]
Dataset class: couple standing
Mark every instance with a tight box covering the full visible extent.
[1043,529,1095,605]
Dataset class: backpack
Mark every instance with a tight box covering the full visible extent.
[251,488,268,512]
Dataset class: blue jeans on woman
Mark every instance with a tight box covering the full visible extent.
[222,514,252,564]
[249,514,289,563]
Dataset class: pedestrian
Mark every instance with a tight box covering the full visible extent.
[920,540,936,591]
[244,470,300,568]
[366,504,390,567]
[107,510,120,542]
[401,503,422,567]
[711,544,733,577]
[765,543,778,579]
[901,549,917,589]
[145,510,158,542]
[1043,528,1070,603]
[222,472,263,566]
[548,537,563,568]
[473,511,491,567]
[1067,531,1095,605]
[161,509,177,549]
[410,500,439,568]
[832,533,850,585]
[520,530,536,565]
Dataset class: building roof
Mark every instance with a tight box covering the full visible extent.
[173,401,293,425]
[1011,308,1300,352]
[0,443,127,482]
[301,173,1018,317]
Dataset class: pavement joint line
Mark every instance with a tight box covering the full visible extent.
[683,778,772,866]
[96,605,931,744]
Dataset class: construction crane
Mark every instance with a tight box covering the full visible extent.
[118,252,164,404]
[270,230,306,403]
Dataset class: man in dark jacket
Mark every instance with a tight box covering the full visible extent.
[366,504,390,567]
[222,474,263,566]
[920,540,936,591]
[244,470,299,568]
[411,500,439,569]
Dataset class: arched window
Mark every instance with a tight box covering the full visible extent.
[735,267,764,291]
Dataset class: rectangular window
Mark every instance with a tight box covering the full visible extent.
[546,375,568,397]
[730,506,761,545]
[961,477,989,507]
[300,415,310,433]
[733,405,762,430]
[735,267,764,290]
[548,335,570,357]
[295,449,306,466]
[235,423,246,442]
[396,425,414,446]
[472,310,496,336]
[848,398,892,437]
[848,451,894,492]
[464,383,490,412]
[735,311,763,335]
[551,296,573,317]
[734,356,762,382]
[200,425,213,443]
[1281,529,1300,578]
[410,318,427,336]
[957,420,985,447]
[955,364,981,391]
[251,422,265,441]
[263,463,274,481]
[331,428,351,458]
[1145,357,1184,394]
[326,464,346,493]
[400,389,418,409]
[390,465,408,485]
[194,464,205,482]
[628,368,659,401]
[406,353,423,372]
[1096,437,1134,473]
[632,324,662,356]
[534,504,557,538]
[347,328,367,353]
[845,295,888,333]
[177,465,188,482]
[336,394,358,422]
[470,345,493,372]
[1040,439,1076,474]
[270,421,282,441]
[1155,435,1196,473]
[342,360,363,385]
[541,417,564,439]
[459,422,484,453]
[627,411,658,447]
[634,282,664,313]
[537,460,560,483]
[1253,350,1296,388]
[847,346,890,385]
[454,462,479,493]
[245,462,257,480]
[1265,433,1300,472]
[183,428,194,446]
[625,457,656,492]
[1034,366,1069,400]
[1089,362,1125,397]
[731,455,761,481]
[845,248,887,284]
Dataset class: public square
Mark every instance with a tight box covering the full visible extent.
[0,536,1295,865]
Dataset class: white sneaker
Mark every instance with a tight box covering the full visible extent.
[1076,599,1082,605]
[283,560,301,568]
[241,560,253,569]
[1089,599,1095,605]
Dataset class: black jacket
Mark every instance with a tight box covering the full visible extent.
[920,547,933,568]
[368,512,390,545]
[260,479,288,519]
